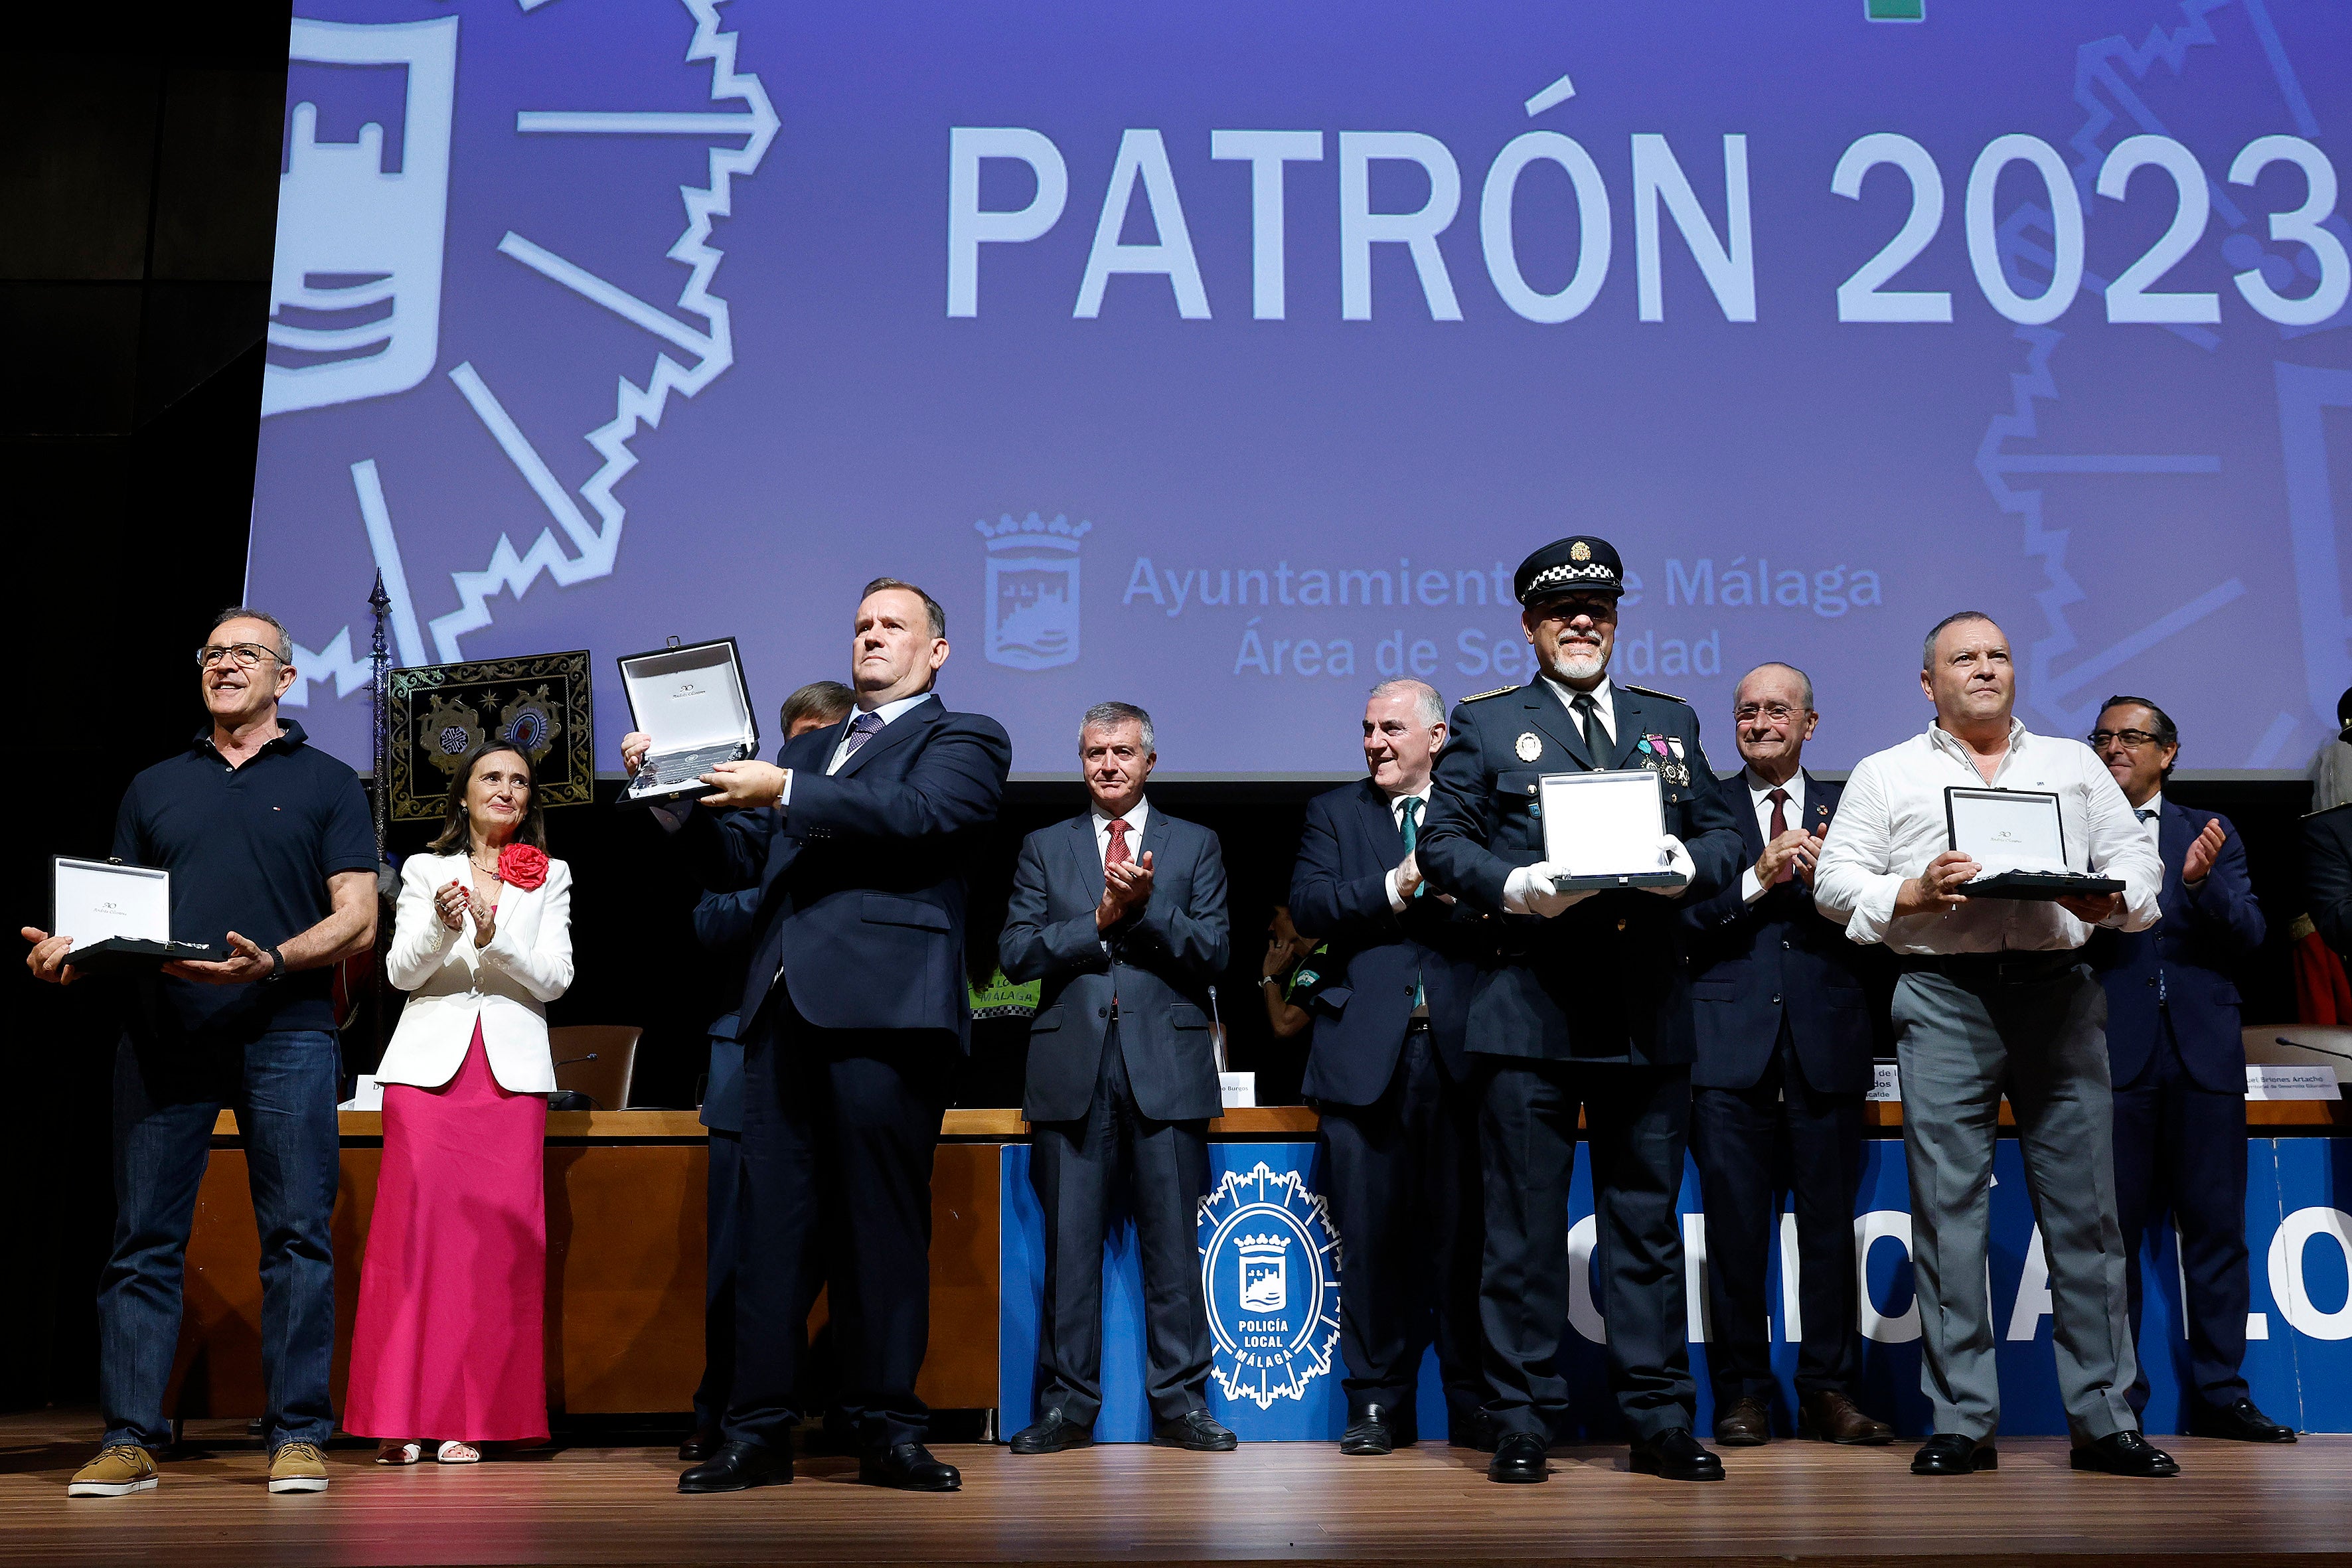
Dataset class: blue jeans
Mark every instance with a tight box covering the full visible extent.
[100,1028,341,1452]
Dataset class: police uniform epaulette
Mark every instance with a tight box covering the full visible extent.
[1621,683,1689,706]
[1460,686,1518,703]
[2304,800,2352,820]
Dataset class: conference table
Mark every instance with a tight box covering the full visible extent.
[171,1100,2346,1426]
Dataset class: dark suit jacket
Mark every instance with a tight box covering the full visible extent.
[1418,678,1743,1065]
[678,694,1012,1045]
[1287,779,1480,1103]
[1679,771,1877,1094]
[999,805,1231,1123]
[2305,803,2352,961]
[2091,801,2264,1093]
[692,887,760,1133]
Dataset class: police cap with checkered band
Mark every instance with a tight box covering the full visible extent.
[1513,536,1624,605]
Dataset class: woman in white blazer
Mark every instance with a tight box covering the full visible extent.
[343,741,573,1464]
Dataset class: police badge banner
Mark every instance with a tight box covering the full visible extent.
[386,650,593,821]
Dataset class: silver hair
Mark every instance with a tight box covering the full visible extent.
[1368,678,1445,729]
[208,605,293,663]
[1922,609,1998,669]
[1080,700,1155,752]
[1735,662,1814,711]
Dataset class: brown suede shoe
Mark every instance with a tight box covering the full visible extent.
[1713,1396,1770,1447]
[1799,1390,1894,1445]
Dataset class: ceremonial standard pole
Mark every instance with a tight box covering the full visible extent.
[368,570,392,1061]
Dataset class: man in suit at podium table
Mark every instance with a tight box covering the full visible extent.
[1680,664,1893,1449]
[1000,702,1237,1456]
[2086,696,2292,1443]
[1287,679,1484,1455]
[624,579,1011,1494]
[1417,534,1745,1486]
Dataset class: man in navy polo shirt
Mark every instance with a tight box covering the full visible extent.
[24,607,378,1498]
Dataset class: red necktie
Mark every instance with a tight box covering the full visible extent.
[1767,788,1792,884]
[1107,818,1132,866]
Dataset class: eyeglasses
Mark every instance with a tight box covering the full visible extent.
[196,643,281,670]
[1734,703,1805,724]
[2087,728,2166,750]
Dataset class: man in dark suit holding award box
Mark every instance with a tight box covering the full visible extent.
[1000,702,1237,1456]
[2086,696,2292,1443]
[1680,663,1892,1448]
[1417,535,1745,1485]
[624,580,1011,1494]
[1287,679,1484,1454]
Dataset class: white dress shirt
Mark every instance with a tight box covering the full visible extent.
[1381,783,1434,911]
[1813,718,2161,953]
[1091,793,1151,866]
[821,690,937,778]
[1736,768,1808,905]
[1539,673,1617,749]
[2137,791,2165,848]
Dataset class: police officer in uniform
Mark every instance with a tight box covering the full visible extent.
[1419,536,1745,1484]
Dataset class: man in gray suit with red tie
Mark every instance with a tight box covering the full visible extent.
[1288,680,1484,1454]
[1681,663,1893,1448]
[1000,702,1236,1455]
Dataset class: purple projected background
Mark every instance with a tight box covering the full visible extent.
[250,0,2352,777]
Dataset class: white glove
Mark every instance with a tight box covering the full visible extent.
[1504,863,1595,918]
[1641,834,1695,896]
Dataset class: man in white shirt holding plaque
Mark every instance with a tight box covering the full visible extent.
[1814,612,2172,1479]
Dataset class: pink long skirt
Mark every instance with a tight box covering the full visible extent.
[344,1020,550,1442]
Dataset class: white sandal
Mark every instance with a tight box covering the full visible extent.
[375,1441,424,1465]
[435,1441,481,1464]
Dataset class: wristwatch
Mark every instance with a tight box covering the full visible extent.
[264,945,287,982]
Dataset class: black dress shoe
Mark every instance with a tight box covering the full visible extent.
[678,1439,792,1492]
[1152,1410,1239,1451]
[2189,1398,2297,1443]
[2070,1431,2179,1477]
[1009,1409,1094,1454]
[1630,1427,1724,1481]
[1487,1432,1549,1484]
[1340,1406,1397,1456]
[1911,1433,1997,1474]
[1713,1396,1770,1447]
[678,1426,723,1463]
[858,1441,962,1492]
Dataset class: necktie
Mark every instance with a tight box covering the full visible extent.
[2137,808,2156,823]
[1399,797,1424,899]
[1106,817,1132,866]
[1767,787,1792,884]
[838,710,886,765]
[1398,797,1427,1008]
[1572,692,1606,763]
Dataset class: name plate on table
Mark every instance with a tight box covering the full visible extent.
[1218,1072,1257,1109]
[1539,769,1679,891]
[2246,1064,2342,1101]
[1867,1062,1903,1103]
[1944,786,2123,902]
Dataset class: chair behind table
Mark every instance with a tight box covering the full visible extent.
[549,1025,642,1109]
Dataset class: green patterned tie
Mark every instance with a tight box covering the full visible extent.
[1401,796,1426,1007]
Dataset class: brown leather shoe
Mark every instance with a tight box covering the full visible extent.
[1800,1390,1894,1445]
[1713,1396,1770,1447]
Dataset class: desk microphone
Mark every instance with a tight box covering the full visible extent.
[550,1052,601,1111]
[2275,1035,2352,1065]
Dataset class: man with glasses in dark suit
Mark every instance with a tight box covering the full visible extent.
[2087,696,2290,1444]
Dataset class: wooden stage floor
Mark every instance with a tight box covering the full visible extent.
[3,1412,2348,1568]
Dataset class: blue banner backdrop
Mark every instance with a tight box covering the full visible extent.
[999,1137,2352,1441]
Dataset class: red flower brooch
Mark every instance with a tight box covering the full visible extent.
[497,842,550,891]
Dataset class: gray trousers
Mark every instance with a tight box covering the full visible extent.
[1891,963,2138,1444]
